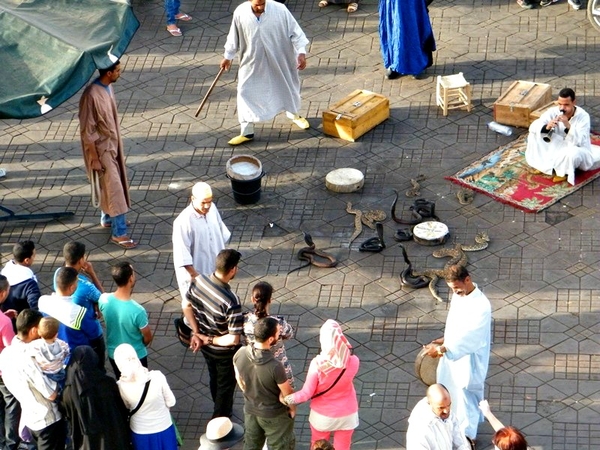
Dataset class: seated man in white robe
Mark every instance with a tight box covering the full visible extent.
[406,384,471,450]
[525,87,593,185]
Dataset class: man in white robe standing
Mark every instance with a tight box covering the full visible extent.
[525,87,594,185]
[220,0,310,146]
[406,384,471,450]
[423,265,491,446]
[172,182,231,301]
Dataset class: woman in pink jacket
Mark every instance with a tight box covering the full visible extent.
[282,319,359,450]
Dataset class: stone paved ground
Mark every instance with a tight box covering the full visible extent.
[2,0,600,449]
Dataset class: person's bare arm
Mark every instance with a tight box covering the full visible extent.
[479,400,505,432]
[140,325,153,347]
[81,260,104,293]
[183,265,199,280]
[297,54,306,70]
[278,380,296,418]
[422,337,445,357]
[220,59,232,71]
[182,300,203,352]
[213,334,240,346]
[234,365,246,392]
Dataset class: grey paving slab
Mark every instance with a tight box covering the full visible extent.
[2,0,600,449]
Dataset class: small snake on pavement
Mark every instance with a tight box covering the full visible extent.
[288,232,338,273]
[346,202,386,244]
[406,174,426,197]
[457,189,475,205]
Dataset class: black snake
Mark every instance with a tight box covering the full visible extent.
[358,222,386,252]
[399,232,490,302]
[391,192,439,226]
[288,232,338,273]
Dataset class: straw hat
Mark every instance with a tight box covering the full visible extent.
[198,417,244,450]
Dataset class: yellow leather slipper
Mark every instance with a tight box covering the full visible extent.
[292,116,310,130]
[228,135,254,146]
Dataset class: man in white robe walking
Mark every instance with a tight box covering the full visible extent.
[526,87,595,185]
[406,384,471,450]
[220,0,310,146]
[172,182,231,302]
[423,265,491,445]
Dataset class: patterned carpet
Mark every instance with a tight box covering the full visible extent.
[445,133,600,213]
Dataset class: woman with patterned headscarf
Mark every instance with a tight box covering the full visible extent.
[114,343,178,450]
[282,319,359,450]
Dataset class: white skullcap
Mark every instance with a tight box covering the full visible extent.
[192,182,213,199]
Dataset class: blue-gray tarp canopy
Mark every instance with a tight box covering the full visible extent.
[0,0,139,119]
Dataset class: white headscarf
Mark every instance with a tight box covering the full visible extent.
[114,343,150,383]
[315,319,352,375]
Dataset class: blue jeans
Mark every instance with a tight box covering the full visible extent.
[165,0,181,25]
[101,212,128,238]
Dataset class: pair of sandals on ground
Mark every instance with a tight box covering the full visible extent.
[517,0,581,9]
[166,12,192,37]
[319,0,358,12]
[166,0,357,38]
[101,221,137,249]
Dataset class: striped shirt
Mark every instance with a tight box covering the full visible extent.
[187,274,243,352]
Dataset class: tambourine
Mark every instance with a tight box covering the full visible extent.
[414,348,439,386]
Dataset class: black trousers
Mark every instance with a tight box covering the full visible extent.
[89,335,106,370]
[201,347,238,418]
[0,376,21,450]
[31,419,67,450]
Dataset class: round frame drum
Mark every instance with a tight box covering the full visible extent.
[325,168,364,193]
[415,349,439,386]
[413,221,449,246]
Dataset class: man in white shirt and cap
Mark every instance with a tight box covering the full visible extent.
[407,384,471,450]
[172,182,231,302]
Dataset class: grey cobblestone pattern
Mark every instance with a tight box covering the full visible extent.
[1,0,600,449]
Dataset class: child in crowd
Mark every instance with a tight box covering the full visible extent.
[243,281,295,387]
[312,440,335,450]
[29,316,70,384]
[1,240,41,319]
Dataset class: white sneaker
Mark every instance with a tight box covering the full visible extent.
[568,0,581,9]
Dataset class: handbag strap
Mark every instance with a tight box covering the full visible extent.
[311,368,346,399]
[129,380,151,419]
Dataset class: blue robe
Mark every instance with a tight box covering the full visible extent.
[436,285,491,439]
[378,0,436,75]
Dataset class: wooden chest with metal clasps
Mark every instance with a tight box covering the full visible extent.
[322,90,389,142]
[493,80,552,128]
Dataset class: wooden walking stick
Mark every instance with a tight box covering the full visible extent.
[194,67,226,117]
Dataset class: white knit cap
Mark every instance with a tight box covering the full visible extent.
[192,182,212,199]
